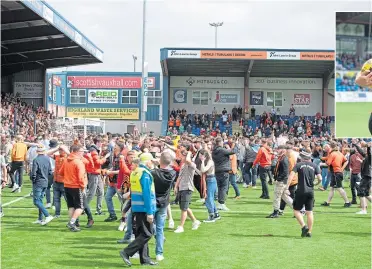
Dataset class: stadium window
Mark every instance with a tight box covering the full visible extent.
[122,90,138,104]
[147,90,162,105]
[192,90,209,105]
[70,89,86,104]
[266,91,283,107]
[61,88,65,104]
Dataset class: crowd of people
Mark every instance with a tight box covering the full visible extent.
[336,53,372,71]
[1,124,371,266]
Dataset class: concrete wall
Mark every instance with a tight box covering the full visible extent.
[105,120,162,135]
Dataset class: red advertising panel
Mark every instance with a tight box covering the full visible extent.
[293,93,310,106]
[67,76,155,89]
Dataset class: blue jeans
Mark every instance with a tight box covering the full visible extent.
[53,182,66,216]
[205,177,218,214]
[321,168,331,190]
[33,185,50,220]
[105,185,119,216]
[124,209,133,240]
[154,206,167,255]
[46,175,53,204]
[228,173,240,197]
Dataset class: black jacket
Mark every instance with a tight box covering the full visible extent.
[31,155,52,188]
[212,146,234,173]
[244,145,257,164]
[152,167,176,208]
[274,156,289,183]
[355,145,372,178]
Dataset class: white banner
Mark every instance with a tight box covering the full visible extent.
[88,89,118,103]
[249,77,322,90]
[167,50,201,58]
[170,76,244,88]
[14,82,43,98]
[267,51,300,60]
[336,91,372,102]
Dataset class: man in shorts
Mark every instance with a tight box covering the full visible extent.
[173,150,201,233]
[60,145,87,232]
[289,149,321,238]
[321,142,351,207]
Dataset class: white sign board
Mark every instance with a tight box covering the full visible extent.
[170,76,244,89]
[167,50,201,59]
[249,77,323,90]
[88,89,119,103]
[14,82,43,98]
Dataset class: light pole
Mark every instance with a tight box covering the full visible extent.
[209,22,223,48]
[141,0,147,134]
[132,54,137,72]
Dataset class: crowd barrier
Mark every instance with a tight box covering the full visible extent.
[336,91,372,102]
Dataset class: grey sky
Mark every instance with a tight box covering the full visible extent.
[47,0,372,73]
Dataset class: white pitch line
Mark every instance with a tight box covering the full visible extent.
[2,194,30,207]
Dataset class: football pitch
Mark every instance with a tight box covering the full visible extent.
[336,102,371,138]
[1,180,371,269]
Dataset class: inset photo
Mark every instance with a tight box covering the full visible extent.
[335,12,372,138]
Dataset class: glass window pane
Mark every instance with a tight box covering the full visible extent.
[267,92,274,101]
[130,97,138,104]
[201,92,209,98]
[275,92,282,99]
[71,90,77,96]
[70,97,77,104]
[192,98,200,105]
[79,97,85,103]
[201,99,208,105]
[79,90,85,96]
[192,91,200,98]
[147,97,153,104]
[275,100,282,107]
[155,98,162,104]
[155,91,161,97]
[122,97,129,104]
[122,91,129,97]
[131,90,138,96]
[147,91,154,97]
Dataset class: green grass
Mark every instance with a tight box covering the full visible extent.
[1,179,371,269]
[335,102,371,138]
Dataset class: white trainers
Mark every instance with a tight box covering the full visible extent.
[18,187,21,193]
[0,212,3,218]
[32,219,43,224]
[218,204,230,211]
[156,255,164,261]
[243,183,248,188]
[11,184,19,193]
[192,220,201,230]
[168,220,175,229]
[197,199,205,203]
[132,252,139,259]
[41,215,54,225]
[118,221,126,231]
[356,210,367,215]
[52,206,55,210]
[174,226,184,233]
[45,203,52,209]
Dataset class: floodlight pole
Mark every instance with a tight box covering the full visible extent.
[141,0,147,134]
[209,22,224,48]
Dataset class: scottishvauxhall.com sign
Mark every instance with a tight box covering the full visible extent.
[67,76,155,89]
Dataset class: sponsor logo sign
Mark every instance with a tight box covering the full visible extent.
[212,91,240,104]
[267,51,300,60]
[66,107,139,119]
[67,76,155,89]
[293,93,311,107]
[88,89,119,104]
[14,82,43,99]
[168,50,201,58]
[250,91,264,105]
[173,89,187,103]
